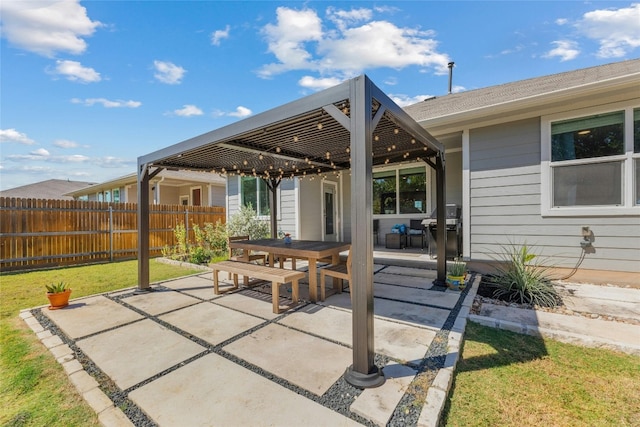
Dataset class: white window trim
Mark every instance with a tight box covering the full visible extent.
[372,162,430,218]
[541,101,640,217]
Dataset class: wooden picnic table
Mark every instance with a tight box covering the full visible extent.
[228,239,351,302]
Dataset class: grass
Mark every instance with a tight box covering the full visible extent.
[0,259,202,427]
[441,322,640,426]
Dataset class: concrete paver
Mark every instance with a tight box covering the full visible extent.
[350,363,416,426]
[223,323,352,396]
[161,274,221,300]
[373,283,460,309]
[129,353,361,426]
[159,301,265,345]
[279,304,436,363]
[213,289,283,320]
[374,272,432,289]
[43,295,143,338]
[125,288,201,315]
[76,318,205,390]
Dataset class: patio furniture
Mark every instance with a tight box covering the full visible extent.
[228,239,351,302]
[211,260,305,313]
[228,235,267,284]
[385,233,406,249]
[408,219,426,249]
[319,248,351,301]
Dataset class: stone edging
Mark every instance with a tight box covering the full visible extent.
[416,277,480,427]
[19,309,134,427]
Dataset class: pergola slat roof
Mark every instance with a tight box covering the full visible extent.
[136,75,447,388]
[139,79,442,180]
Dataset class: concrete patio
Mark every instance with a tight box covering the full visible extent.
[21,256,640,426]
[23,260,475,427]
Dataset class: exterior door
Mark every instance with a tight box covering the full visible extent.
[323,182,338,241]
[191,187,201,206]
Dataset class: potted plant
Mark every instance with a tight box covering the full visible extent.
[46,281,71,310]
[446,259,467,290]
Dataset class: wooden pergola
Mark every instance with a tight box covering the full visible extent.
[136,75,447,388]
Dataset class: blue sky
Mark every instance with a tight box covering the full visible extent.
[1,1,639,191]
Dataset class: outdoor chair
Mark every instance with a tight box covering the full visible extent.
[227,235,267,279]
[319,247,351,301]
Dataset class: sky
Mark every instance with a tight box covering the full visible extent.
[1,1,639,191]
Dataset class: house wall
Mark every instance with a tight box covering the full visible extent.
[209,184,225,206]
[468,117,640,273]
[279,179,297,238]
[298,178,324,241]
[159,185,181,204]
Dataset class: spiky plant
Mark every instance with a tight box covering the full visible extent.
[486,241,560,307]
[45,281,69,294]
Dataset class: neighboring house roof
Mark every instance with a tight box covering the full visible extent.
[0,179,97,200]
[65,169,226,197]
[405,58,640,134]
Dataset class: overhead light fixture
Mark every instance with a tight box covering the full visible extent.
[578,130,591,135]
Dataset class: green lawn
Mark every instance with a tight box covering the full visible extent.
[442,322,640,426]
[0,260,202,427]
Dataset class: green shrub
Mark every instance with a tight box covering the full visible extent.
[226,204,270,240]
[486,241,560,307]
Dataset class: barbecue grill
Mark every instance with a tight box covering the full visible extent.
[421,204,462,259]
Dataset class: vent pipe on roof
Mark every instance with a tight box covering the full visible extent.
[448,61,455,94]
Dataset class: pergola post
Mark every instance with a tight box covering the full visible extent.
[434,152,447,285]
[136,163,152,293]
[344,76,385,388]
[266,177,281,239]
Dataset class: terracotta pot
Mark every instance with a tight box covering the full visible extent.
[47,289,72,310]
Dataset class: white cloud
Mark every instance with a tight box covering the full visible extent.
[211,25,230,46]
[0,0,101,57]
[52,60,101,82]
[259,7,324,77]
[31,148,50,157]
[544,40,580,61]
[53,139,79,149]
[326,7,372,31]
[0,128,35,145]
[71,98,142,108]
[258,6,450,80]
[153,60,186,84]
[173,105,204,117]
[228,106,252,117]
[298,75,343,91]
[94,156,135,168]
[576,3,640,58]
[212,106,253,118]
[389,94,437,107]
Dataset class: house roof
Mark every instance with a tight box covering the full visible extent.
[405,58,640,133]
[64,169,226,197]
[0,179,97,200]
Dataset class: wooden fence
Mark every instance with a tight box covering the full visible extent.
[0,197,225,272]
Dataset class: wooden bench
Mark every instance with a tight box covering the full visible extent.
[211,261,306,314]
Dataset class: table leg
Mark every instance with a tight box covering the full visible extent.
[272,281,280,314]
[308,257,318,302]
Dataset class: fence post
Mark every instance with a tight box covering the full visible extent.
[185,209,189,238]
[109,205,114,262]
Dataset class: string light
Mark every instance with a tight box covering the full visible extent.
[411,139,416,144]
[276,147,281,153]
[394,128,399,134]
[293,136,298,142]
[325,151,331,159]
[259,154,264,160]
[374,135,379,141]
[346,147,350,153]
[243,159,248,166]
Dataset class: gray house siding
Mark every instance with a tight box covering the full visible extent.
[469,118,640,273]
[279,179,297,238]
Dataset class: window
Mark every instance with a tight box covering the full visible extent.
[373,165,428,215]
[241,177,270,216]
[542,104,640,215]
[112,189,120,203]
